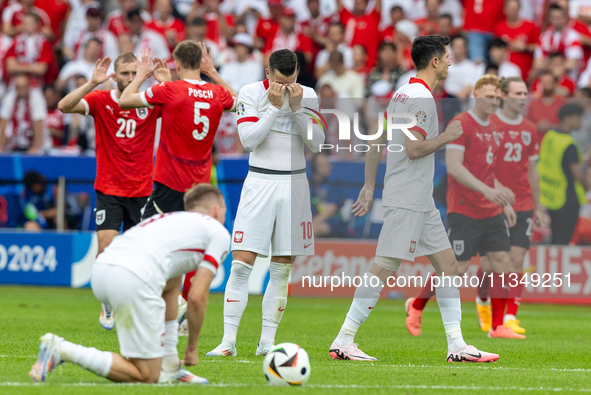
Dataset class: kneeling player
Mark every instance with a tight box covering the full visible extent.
[29,185,230,384]
[475,77,544,334]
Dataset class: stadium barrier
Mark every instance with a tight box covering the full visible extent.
[1,232,590,304]
[290,240,591,304]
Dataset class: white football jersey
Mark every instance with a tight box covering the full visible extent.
[236,79,320,170]
[97,212,230,289]
[382,78,438,212]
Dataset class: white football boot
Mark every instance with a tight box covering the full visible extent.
[205,340,237,356]
[29,333,65,382]
[99,303,115,330]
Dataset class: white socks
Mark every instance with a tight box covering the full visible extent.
[162,320,180,372]
[335,273,384,347]
[222,260,253,345]
[434,276,467,352]
[60,340,113,377]
[260,262,292,344]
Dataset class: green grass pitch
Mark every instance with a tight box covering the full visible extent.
[1,286,591,394]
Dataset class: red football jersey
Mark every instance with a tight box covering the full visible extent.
[141,80,234,192]
[491,112,539,212]
[83,89,161,198]
[494,20,540,80]
[339,7,381,68]
[446,111,503,219]
[462,0,504,33]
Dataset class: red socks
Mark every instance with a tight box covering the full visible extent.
[506,272,523,316]
[182,270,196,301]
[412,273,437,311]
[477,267,490,301]
[489,272,509,329]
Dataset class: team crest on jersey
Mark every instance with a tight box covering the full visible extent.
[415,110,427,126]
[521,131,531,146]
[453,240,464,256]
[236,102,245,116]
[234,231,243,243]
[136,107,148,119]
[95,210,106,225]
[409,241,417,253]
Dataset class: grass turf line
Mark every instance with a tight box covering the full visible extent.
[0,286,590,394]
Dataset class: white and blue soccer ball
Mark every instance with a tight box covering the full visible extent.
[262,343,311,386]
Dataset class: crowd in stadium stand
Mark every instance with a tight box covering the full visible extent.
[4,0,591,243]
[1,0,591,155]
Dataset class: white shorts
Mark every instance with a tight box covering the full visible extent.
[376,207,451,261]
[231,171,314,257]
[91,263,165,359]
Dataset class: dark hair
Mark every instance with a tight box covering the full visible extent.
[353,44,367,55]
[24,171,46,191]
[485,63,499,74]
[390,5,403,13]
[85,37,102,48]
[558,104,584,121]
[328,50,344,64]
[173,40,203,70]
[190,17,206,27]
[577,87,591,98]
[183,183,224,211]
[449,34,466,46]
[548,51,565,60]
[548,3,565,14]
[114,51,137,71]
[489,37,508,50]
[329,22,345,33]
[439,13,452,21]
[310,152,329,174]
[379,41,397,53]
[411,35,450,71]
[268,49,299,76]
[127,8,142,20]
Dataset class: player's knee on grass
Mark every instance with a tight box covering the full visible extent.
[128,358,162,384]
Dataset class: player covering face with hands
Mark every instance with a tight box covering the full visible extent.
[207,49,324,358]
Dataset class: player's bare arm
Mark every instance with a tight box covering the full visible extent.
[503,204,517,227]
[184,266,215,366]
[446,148,513,207]
[0,118,7,153]
[352,124,387,217]
[119,49,159,109]
[28,120,43,154]
[528,159,547,227]
[58,58,115,114]
[288,83,325,153]
[199,42,237,109]
[406,120,463,160]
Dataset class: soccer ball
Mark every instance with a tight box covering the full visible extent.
[262,343,311,386]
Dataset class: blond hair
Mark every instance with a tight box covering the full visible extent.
[114,52,137,71]
[183,183,224,211]
[474,74,500,91]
